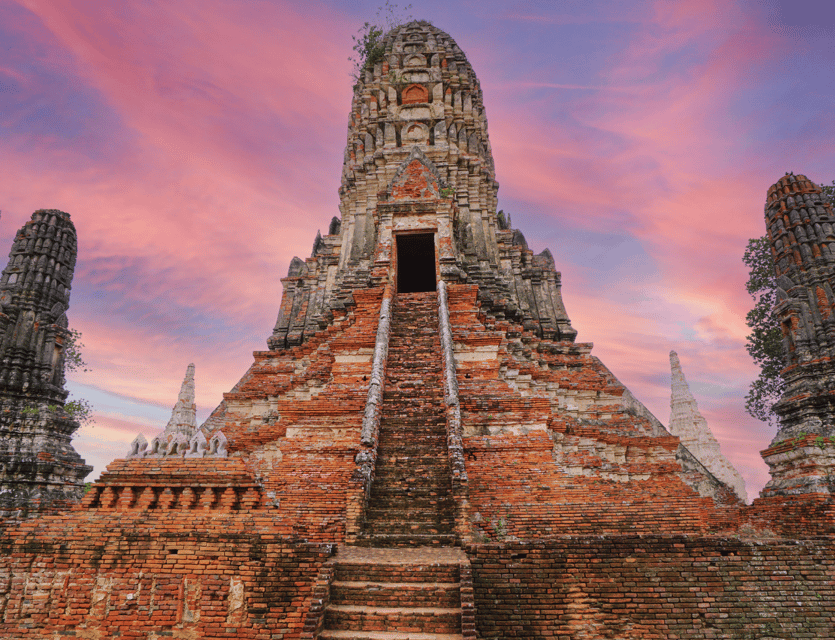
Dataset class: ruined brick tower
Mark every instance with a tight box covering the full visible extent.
[269,21,576,351]
[757,174,835,498]
[0,209,91,517]
[1,23,833,640]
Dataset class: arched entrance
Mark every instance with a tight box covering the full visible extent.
[396,233,437,293]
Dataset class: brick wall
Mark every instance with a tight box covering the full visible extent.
[468,536,835,639]
[0,512,334,639]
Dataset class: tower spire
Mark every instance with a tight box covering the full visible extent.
[164,363,196,435]
[669,351,747,501]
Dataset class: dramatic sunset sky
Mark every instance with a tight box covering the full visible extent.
[2,0,833,499]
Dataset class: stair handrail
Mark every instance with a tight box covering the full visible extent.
[438,281,472,543]
[347,286,393,542]
[361,286,393,447]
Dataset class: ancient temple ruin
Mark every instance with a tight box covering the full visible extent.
[0,22,833,640]
[0,209,91,518]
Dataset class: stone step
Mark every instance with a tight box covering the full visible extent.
[385,363,442,371]
[365,504,454,518]
[375,434,447,443]
[377,453,449,468]
[367,496,451,511]
[379,410,445,419]
[382,390,444,398]
[331,580,461,608]
[369,486,452,499]
[381,400,445,407]
[324,604,461,634]
[373,460,450,472]
[319,631,463,640]
[377,452,449,468]
[379,414,445,422]
[366,497,452,512]
[368,494,452,508]
[354,533,459,548]
[381,396,445,404]
[375,445,447,456]
[364,520,454,537]
[371,470,452,485]
[383,382,444,391]
[367,491,452,505]
[377,420,446,429]
[375,452,448,463]
[376,428,447,438]
[365,505,453,519]
[333,563,460,584]
[376,428,446,437]
[376,431,447,440]
[388,331,438,336]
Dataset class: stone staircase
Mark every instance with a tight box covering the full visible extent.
[318,547,470,640]
[314,292,474,639]
[361,291,455,548]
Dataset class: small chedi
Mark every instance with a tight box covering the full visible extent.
[668,350,747,502]
[0,22,833,640]
[126,363,228,460]
[0,209,91,518]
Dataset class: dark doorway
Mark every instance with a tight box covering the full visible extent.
[396,233,437,293]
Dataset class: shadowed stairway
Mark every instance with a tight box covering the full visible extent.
[318,292,473,640]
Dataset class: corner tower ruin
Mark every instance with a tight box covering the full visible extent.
[0,209,91,517]
[759,174,835,498]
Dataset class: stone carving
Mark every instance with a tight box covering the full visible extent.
[668,351,747,502]
[127,363,226,459]
[0,209,92,517]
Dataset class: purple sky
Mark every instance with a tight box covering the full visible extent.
[2,0,834,499]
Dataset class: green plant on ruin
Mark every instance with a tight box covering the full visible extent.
[742,235,784,428]
[497,209,512,230]
[64,329,90,375]
[440,186,455,198]
[64,398,93,426]
[20,406,38,416]
[63,328,94,429]
[493,516,507,541]
[823,180,835,207]
[349,1,413,83]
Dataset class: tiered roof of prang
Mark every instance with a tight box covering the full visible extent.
[269,21,576,351]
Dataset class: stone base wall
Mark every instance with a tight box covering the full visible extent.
[469,537,835,639]
[0,515,333,639]
[745,494,835,537]
[1,526,833,638]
